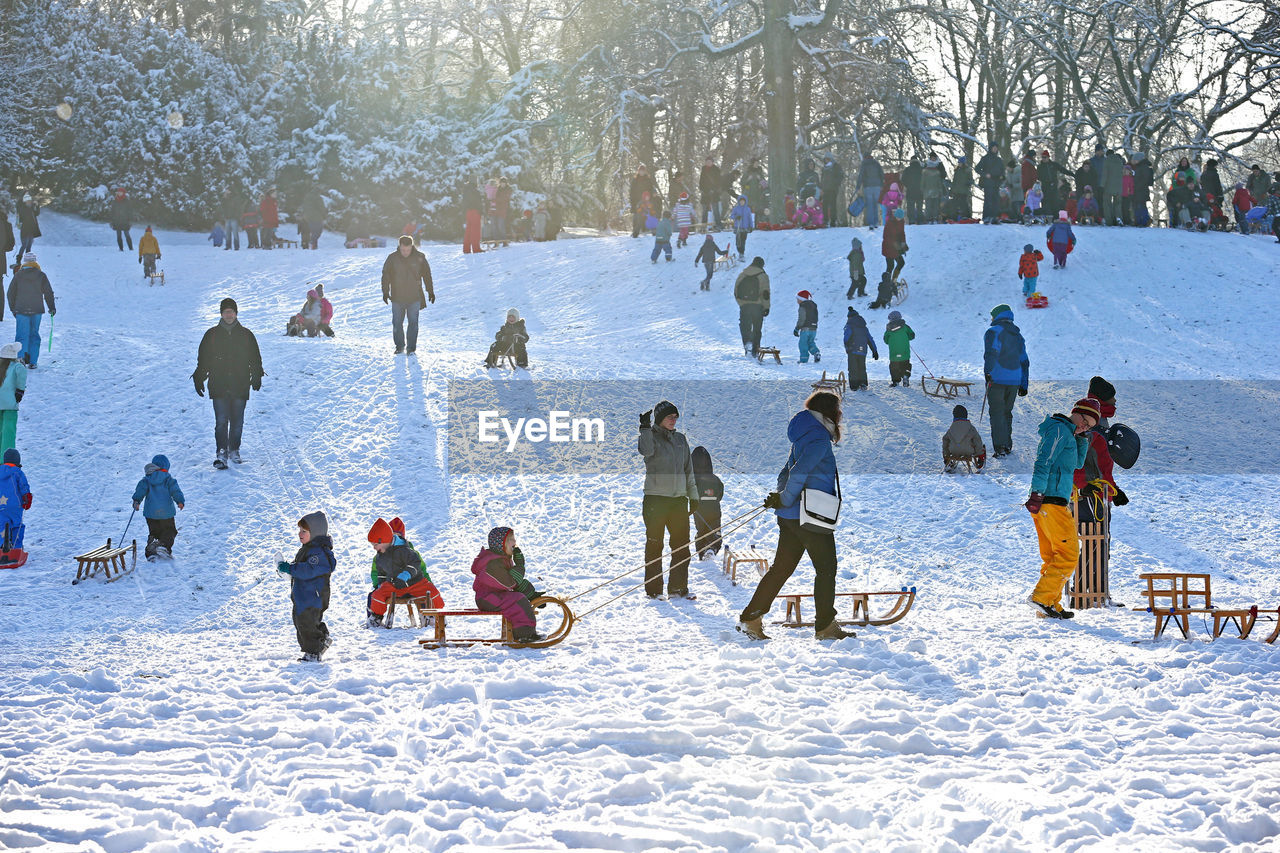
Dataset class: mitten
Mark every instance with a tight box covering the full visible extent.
[49,307,56,316]
[193,376,205,397]
[428,291,436,304]
[14,389,23,402]
[21,493,32,509]
[132,500,141,511]
[1112,488,1129,506]
[382,295,389,305]
[763,492,783,509]
[985,374,992,384]
[251,377,262,392]
[1018,387,1028,397]
[873,354,880,361]
[1024,492,1044,514]
[688,497,698,515]
[393,570,412,589]
[276,562,291,575]
[177,503,184,510]
[639,409,652,430]
[512,547,525,569]
[763,309,769,317]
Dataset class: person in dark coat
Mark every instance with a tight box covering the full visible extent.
[277,511,335,662]
[976,146,1006,223]
[951,156,974,219]
[983,303,1029,457]
[15,194,40,260]
[1037,151,1063,217]
[637,400,699,599]
[1075,160,1098,198]
[484,308,530,368]
[302,189,326,249]
[381,235,435,355]
[855,153,884,227]
[629,165,658,237]
[220,188,244,251]
[192,298,264,468]
[7,254,55,368]
[698,158,722,228]
[0,205,13,305]
[842,307,878,391]
[1199,159,1224,205]
[901,156,923,223]
[691,445,724,560]
[819,155,845,227]
[109,188,133,251]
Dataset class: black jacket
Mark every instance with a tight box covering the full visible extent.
[7,267,55,315]
[856,156,884,190]
[381,248,434,305]
[109,197,133,230]
[976,151,1005,189]
[1,219,13,254]
[820,160,845,193]
[193,321,264,400]
[462,185,484,213]
[16,201,40,240]
[901,161,923,197]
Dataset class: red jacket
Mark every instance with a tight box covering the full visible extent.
[1074,430,1119,496]
[259,194,279,228]
[881,216,906,258]
[1021,159,1038,193]
[1018,250,1043,278]
[1233,187,1253,212]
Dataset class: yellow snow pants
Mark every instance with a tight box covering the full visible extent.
[1030,503,1079,607]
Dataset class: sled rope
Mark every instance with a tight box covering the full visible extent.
[569,505,768,619]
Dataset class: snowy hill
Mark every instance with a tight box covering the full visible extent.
[3,213,1280,850]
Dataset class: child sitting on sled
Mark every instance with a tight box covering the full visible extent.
[472,526,544,643]
[943,405,986,472]
[131,453,185,559]
[366,517,444,628]
[484,308,530,368]
[0,448,31,566]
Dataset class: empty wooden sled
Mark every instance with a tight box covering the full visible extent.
[756,346,782,364]
[147,271,165,285]
[811,370,847,396]
[418,595,574,649]
[921,376,974,400]
[72,538,137,585]
[775,587,917,628]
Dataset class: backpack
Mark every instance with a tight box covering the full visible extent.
[736,272,762,301]
[1105,423,1140,469]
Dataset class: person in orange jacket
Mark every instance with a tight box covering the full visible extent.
[1018,243,1044,297]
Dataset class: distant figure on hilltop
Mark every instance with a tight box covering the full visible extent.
[109,188,133,251]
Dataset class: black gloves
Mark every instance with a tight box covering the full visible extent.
[1025,492,1044,514]
[138,257,142,264]
[639,410,652,430]
[793,329,800,337]
[193,376,205,397]
[763,309,769,318]
[14,389,22,402]
[1112,488,1129,506]
[49,306,56,316]
[873,354,880,361]
[427,291,436,304]
[251,377,262,392]
[1018,387,1028,397]
[763,492,783,509]
[382,291,390,305]
[985,374,992,385]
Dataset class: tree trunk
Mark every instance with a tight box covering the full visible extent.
[763,0,797,216]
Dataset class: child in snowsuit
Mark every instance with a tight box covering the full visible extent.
[693,234,728,291]
[1018,243,1044,297]
[472,526,544,643]
[794,290,820,363]
[651,212,674,262]
[672,194,696,248]
[846,237,867,298]
[1046,214,1076,269]
[0,448,31,557]
[277,511,335,661]
[366,517,443,627]
[842,307,878,391]
[288,288,324,337]
[131,454,185,559]
[208,222,225,248]
[730,196,754,255]
[0,342,28,455]
[691,446,724,560]
[484,308,530,368]
[1077,188,1100,223]
[312,283,335,336]
[868,272,897,310]
[943,405,986,472]
[1024,182,1044,223]
[883,310,915,387]
[138,226,161,277]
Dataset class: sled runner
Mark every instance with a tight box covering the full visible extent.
[811,370,847,397]
[723,546,773,586]
[274,237,299,249]
[72,538,137,585]
[714,252,739,273]
[920,376,974,400]
[775,587,917,628]
[1025,293,1049,309]
[756,346,782,364]
[417,595,574,649]
[891,278,909,306]
[1131,572,1270,641]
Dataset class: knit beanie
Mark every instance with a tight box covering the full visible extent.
[389,517,406,537]
[20,253,37,266]
[1023,244,1034,254]
[367,518,394,545]
[1058,210,1069,221]
[797,290,812,300]
[991,303,1011,319]
[653,400,679,425]
[953,405,968,419]
[220,297,238,313]
[506,307,520,321]
[487,526,514,553]
[888,310,902,321]
[2,449,19,466]
[1071,397,1102,423]
[1088,376,1116,403]
[151,454,170,470]
[398,234,414,246]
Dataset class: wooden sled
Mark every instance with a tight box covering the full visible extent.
[775,587,917,628]
[482,240,508,250]
[756,346,781,364]
[891,278,908,306]
[723,546,772,586]
[714,252,739,272]
[418,595,574,649]
[72,538,137,585]
[811,370,847,396]
[1025,293,1049,309]
[921,376,974,400]
[147,271,165,285]
[274,237,300,249]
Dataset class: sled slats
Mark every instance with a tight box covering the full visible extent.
[723,548,772,586]
[73,538,137,585]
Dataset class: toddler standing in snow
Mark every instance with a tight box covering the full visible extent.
[138,226,161,277]
[472,526,544,643]
[650,212,674,263]
[208,222,225,248]
[883,310,915,387]
[277,512,335,662]
[693,233,728,291]
[846,237,867,299]
[794,290,820,364]
[1018,243,1044,297]
[943,405,987,472]
[842,307,878,391]
[672,193,695,248]
[131,454,185,559]
[691,447,724,560]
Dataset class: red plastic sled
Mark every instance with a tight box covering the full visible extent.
[0,548,28,569]
[1025,295,1050,309]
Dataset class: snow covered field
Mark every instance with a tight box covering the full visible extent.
[2,213,1280,851]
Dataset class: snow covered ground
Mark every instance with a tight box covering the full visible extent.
[2,213,1280,851]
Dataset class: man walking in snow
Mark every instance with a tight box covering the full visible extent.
[1025,397,1098,619]
[855,153,884,228]
[192,298,264,469]
[381,235,436,355]
[734,256,770,357]
[983,304,1029,457]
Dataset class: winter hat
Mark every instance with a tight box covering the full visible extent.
[20,253,37,266]
[1058,210,1069,221]
[751,256,765,268]
[144,226,152,232]
[314,283,324,295]
[306,288,317,299]
[389,517,406,536]
[953,405,968,419]
[1041,150,1050,157]
[653,400,679,425]
[487,526,514,553]
[398,234,414,246]
[851,237,861,248]
[679,192,689,200]
[1023,243,1034,254]
[299,511,328,538]
[1088,375,1116,403]
[888,310,902,321]
[506,307,520,321]
[220,297,238,313]
[0,342,21,360]
[151,454,170,470]
[957,156,967,164]
[2,449,19,466]
[22,193,31,202]
[1072,397,1102,424]
[797,290,812,300]
[991,303,1011,319]
[367,518,394,545]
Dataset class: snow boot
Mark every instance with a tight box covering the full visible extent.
[297,652,322,662]
[1027,596,1061,619]
[213,451,228,470]
[512,625,544,643]
[145,538,159,560]
[1051,605,1075,619]
[815,621,856,640]
[737,616,770,640]
[229,449,242,464]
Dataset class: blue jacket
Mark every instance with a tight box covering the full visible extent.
[843,313,879,358]
[0,463,29,523]
[730,201,754,232]
[290,535,336,614]
[775,410,838,520]
[0,361,28,411]
[1045,221,1075,247]
[983,313,1029,390]
[1031,414,1088,501]
[131,455,184,520]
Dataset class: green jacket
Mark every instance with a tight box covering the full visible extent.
[1030,414,1088,501]
[655,219,673,241]
[883,322,915,362]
